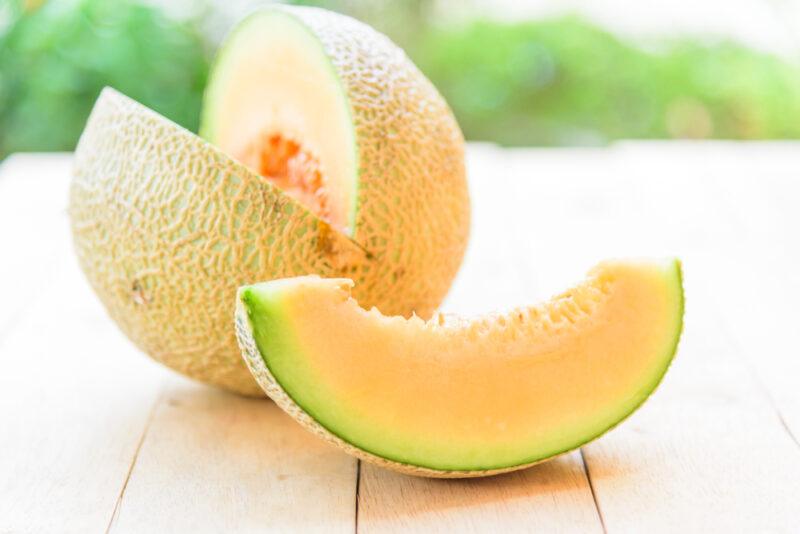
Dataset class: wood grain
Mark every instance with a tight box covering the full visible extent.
[696,154,800,444]
[582,301,800,532]
[4,145,800,532]
[503,144,800,532]
[0,157,166,533]
[109,382,358,533]
[358,452,603,534]
[0,154,73,338]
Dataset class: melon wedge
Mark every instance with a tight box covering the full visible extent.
[235,259,684,477]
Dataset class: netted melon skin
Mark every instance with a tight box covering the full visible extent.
[265,7,471,316]
[70,89,368,395]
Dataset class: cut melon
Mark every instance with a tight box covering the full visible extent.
[201,6,470,303]
[235,259,684,477]
[201,8,357,234]
[69,5,469,395]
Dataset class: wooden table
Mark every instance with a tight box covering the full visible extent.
[1,144,799,533]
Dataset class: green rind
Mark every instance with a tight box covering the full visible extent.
[199,6,360,234]
[235,260,685,476]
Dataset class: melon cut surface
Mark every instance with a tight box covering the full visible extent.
[235,259,684,477]
[201,8,358,234]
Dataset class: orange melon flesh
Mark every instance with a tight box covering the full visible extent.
[201,9,357,234]
[237,259,684,473]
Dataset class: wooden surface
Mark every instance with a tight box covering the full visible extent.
[1,144,799,533]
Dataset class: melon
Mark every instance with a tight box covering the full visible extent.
[235,259,684,477]
[201,5,469,293]
[69,6,469,395]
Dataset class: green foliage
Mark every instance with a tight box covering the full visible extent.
[3,0,800,155]
[0,0,210,157]
[409,18,800,145]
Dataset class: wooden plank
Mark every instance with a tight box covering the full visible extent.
[582,275,800,532]
[358,453,602,534]
[5,144,800,531]
[694,150,800,442]
[0,154,74,338]
[109,381,358,533]
[0,209,166,532]
[501,143,800,531]
[0,156,166,533]
[630,143,800,445]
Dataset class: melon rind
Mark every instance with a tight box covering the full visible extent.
[70,88,365,395]
[234,260,684,477]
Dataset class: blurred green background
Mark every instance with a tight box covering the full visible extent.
[3,0,800,159]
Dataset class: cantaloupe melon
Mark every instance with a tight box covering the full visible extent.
[235,259,684,477]
[69,6,469,395]
[201,5,469,301]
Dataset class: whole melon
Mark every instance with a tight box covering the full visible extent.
[69,6,470,395]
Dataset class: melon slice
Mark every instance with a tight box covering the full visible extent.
[235,259,684,477]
